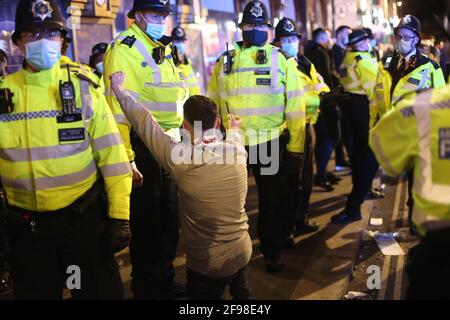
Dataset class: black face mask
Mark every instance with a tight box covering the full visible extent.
[243,30,268,47]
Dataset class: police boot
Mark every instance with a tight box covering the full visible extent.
[331,209,362,224]
[314,175,334,192]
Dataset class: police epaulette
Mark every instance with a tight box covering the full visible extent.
[75,72,100,89]
[121,35,136,48]
[355,55,362,62]
[430,59,440,70]
[277,48,291,60]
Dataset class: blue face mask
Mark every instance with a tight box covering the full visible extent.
[25,39,61,70]
[140,14,165,40]
[243,30,268,47]
[95,62,104,75]
[281,43,299,58]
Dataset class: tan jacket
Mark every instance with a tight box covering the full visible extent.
[115,91,252,277]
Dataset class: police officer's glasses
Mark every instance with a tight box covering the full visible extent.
[21,30,63,41]
[141,13,167,25]
[242,24,270,32]
[395,34,415,41]
[280,36,299,45]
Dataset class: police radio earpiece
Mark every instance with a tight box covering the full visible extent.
[59,65,76,115]
[223,42,233,74]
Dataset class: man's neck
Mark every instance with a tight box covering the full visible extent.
[336,42,346,50]
[24,60,40,73]
[402,48,417,62]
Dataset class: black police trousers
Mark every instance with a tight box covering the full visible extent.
[345,94,379,212]
[314,105,340,181]
[4,189,123,300]
[129,135,179,299]
[406,227,450,299]
[283,124,314,236]
[187,267,252,300]
[246,139,286,259]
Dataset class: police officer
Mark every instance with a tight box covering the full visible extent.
[371,15,446,233]
[208,1,305,272]
[0,0,132,299]
[332,29,379,223]
[171,26,201,96]
[370,83,450,299]
[273,18,350,245]
[89,42,108,85]
[103,0,188,299]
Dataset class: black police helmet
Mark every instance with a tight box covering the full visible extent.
[128,0,173,19]
[275,17,301,42]
[394,15,421,38]
[12,0,67,44]
[239,1,272,28]
[91,42,108,56]
[171,26,187,41]
[348,29,369,46]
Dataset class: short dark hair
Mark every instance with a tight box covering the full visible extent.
[183,95,218,130]
[312,28,327,41]
[335,25,350,36]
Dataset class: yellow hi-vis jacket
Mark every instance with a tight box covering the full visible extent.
[0,62,132,220]
[339,51,378,98]
[296,55,330,125]
[103,23,188,161]
[208,42,306,153]
[179,57,201,96]
[370,53,446,127]
[370,84,450,236]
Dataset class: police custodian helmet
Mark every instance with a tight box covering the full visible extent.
[127,0,173,19]
[395,15,421,37]
[12,0,67,44]
[240,1,272,27]
[275,17,302,42]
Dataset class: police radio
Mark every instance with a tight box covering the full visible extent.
[57,65,82,123]
[256,50,267,64]
[172,45,182,67]
[223,42,233,74]
[60,65,76,115]
[0,88,13,114]
[153,47,166,65]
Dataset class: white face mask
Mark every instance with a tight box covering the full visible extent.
[25,39,61,70]
[396,38,416,56]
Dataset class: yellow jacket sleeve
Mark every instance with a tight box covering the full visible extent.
[103,45,138,161]
[356,58,378,99]
[284,57,306,153]
[432,66,446,89]
[88,85,133,220]
[207,59,229,128]
[369,94,419,177]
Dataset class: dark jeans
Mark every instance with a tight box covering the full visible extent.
[246,139,286,259]
[130,135,180,299]
[406,227,450,299]
[314,105,340,181]
[4,189,123,300]
[407,169,415,225]
[345,94,379,211]
[187,267,252,300]
[283,124,314,235]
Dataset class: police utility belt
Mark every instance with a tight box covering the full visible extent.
[1,180,104,224]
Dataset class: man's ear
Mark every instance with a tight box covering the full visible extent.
[215,116,221,129]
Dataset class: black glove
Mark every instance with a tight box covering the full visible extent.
[320,85,351,106]
[106,219,131,253]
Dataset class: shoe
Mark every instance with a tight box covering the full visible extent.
[280,234,295,249]
[365,188,385,199]
[314,178,334,191]
[327,173,342,185]
[159,282,188,300]
[331,210,362,224]
[265,256,284,273]
[296,221,319,235]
